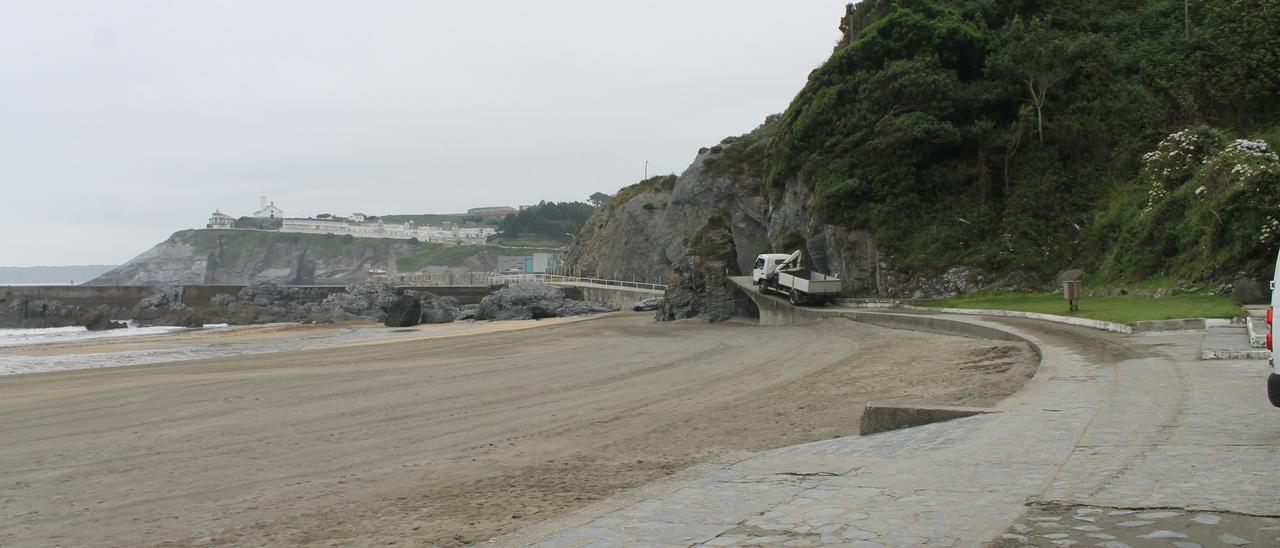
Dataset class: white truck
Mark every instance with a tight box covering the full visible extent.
[1269,250,1280,407]
[752,250,842,305]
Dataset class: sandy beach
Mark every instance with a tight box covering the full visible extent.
[0,313,1036,546]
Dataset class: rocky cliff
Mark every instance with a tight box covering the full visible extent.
[568,0,1280,301]
[566,118,890,297]
[90,229,493,285]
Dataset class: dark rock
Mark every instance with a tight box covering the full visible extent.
[384,296,422,327]
[81,311,127,331]
[657,258,748,322]
[475,283,615,321]
[320,280,398,320]
[172,310,205,328]
[0,297,87,329]
[418,293,461,324]
[136,285,186,311]
[657,257,706,321]
[1233,277,1269,304]
[140,308,204,328]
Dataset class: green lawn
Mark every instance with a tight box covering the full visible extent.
[916,292,1243,325]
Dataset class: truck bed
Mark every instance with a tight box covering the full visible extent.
[776,269,842,295]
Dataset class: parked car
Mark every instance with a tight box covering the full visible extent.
[631,297,662,312]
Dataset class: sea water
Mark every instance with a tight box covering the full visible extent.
[0,323,220,349]
[0,323,405,376]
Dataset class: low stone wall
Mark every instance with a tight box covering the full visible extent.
[1,285,159,309]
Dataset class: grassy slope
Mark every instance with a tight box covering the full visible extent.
[917,292,1242,324]
[188,230,495,271]
[396,245,490,271]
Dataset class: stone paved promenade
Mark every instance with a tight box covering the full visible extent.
[516,311,1280,547]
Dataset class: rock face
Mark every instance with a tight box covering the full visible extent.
[566,153,771,286]
[87,229,489,286]
[383,296,422,327]
[566,121,892,309]
[474,284,615,321]
[655,240,751,324]
[565,116,1045,309]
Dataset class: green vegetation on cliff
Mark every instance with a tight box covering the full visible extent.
[611,175,677,208]
[191,230,482,271]
[491,201,596,245]
[396,245,489,271]
[763,0,1279,282]
[190,230,407,264]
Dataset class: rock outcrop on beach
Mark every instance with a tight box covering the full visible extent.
[133,285,205,328]
[474,284,615,321]
[0,298,126,330]
[204,280,401,324]
[81,310,127,331]
[383,296,422,327]
[416,292,462,324]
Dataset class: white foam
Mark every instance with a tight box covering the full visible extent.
[0,324,399,376]
[0,323,226,348]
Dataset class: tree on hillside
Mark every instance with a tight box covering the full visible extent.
[987,17,1094,143]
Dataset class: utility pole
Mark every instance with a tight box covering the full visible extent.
[644,160,649,180]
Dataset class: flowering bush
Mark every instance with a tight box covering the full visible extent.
[1106,128,1280,281]
[1261,216,1280,245]
[1141,128,1225,184]
[1141,128,1225,215]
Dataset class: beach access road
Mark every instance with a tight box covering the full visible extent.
[0,313,1035,547]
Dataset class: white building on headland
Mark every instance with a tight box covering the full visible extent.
[254,194,284,218]
[205,195,497,244]
[207,210,235,229]
[279,217,496,244]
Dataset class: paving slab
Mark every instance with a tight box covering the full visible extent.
[1201,326,1269,360]
[1247,315,1268,348]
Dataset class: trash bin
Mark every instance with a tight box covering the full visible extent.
[1063,280,1082,311]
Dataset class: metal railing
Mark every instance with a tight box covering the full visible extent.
[487,273,668,292]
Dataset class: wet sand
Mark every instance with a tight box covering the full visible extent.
[0,313,1036,546]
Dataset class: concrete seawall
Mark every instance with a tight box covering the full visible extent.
[551,282,662,310]
[729,277,1027,342]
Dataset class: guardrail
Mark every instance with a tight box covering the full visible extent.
[488,273,668,292]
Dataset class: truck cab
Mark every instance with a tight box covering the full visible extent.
[752,253,793,284]
[1269,250,1280,407]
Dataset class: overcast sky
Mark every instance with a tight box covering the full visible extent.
[1,1,846,266]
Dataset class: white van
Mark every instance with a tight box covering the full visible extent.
[1270,252,1280,407]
